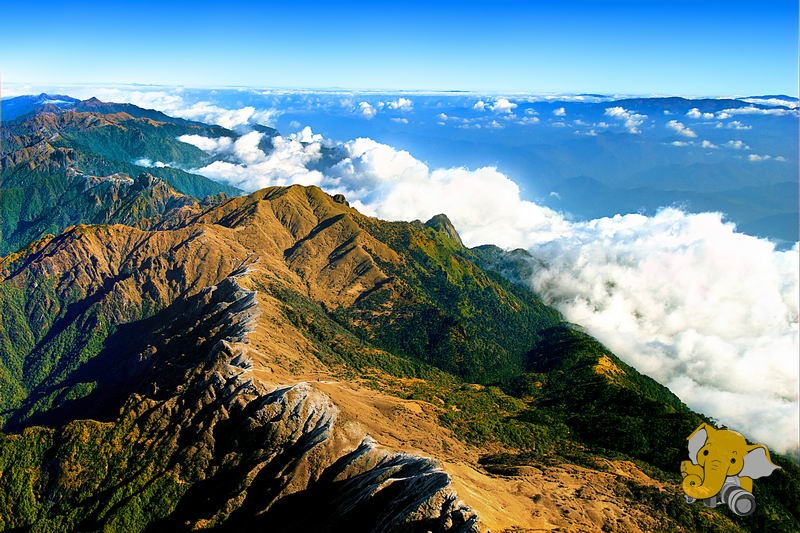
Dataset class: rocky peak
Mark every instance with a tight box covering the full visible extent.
[425,213,464,247]
[134,172,159,190]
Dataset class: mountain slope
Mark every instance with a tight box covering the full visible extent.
[1,183,797,531]
[0,268,479,532]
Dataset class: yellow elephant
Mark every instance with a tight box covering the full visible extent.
[680,423,780,516]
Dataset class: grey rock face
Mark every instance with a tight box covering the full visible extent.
[44,269,481,532]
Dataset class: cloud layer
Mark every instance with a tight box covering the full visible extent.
[666,119,697,138]
[529,211,799,453]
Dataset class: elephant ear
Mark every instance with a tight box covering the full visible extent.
[740,445,780,479]
[687,424,709,465]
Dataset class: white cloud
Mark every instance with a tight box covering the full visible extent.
[178,134,234,154]
[330,139,570,248]
[701,140,718,149]
[528,211,799,454]
[667,120,697,138]
[686,108,715,120]
[721,105,798,117]
[670,141,692,147]
[172,102,280,130]
[473,100,487,111]
[386,97,413,111]
[391,117,409,124]
[730,121,753,130]
[186,130,324,190]
[290,126,323,144]
[741,97,799,109]
[716,112,732,120]
[490,98,518,113]
[553,107,567,117]
[726,120,752,130]
[604,106,647,134]
[134,157,168,168]
[517,116,541,125]
[358,101,377,119]
[724,140,750,150]
[748,154,787,162]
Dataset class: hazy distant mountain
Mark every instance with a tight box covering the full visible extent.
[543,176,799,244]
[0,93,80,121]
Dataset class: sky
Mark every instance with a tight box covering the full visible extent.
[1,0,797,95]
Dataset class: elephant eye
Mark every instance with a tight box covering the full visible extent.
[702,450,709,456]
[731,458,736,464]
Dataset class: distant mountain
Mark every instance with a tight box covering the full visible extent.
[0,93,79,121]
[746,94,798,101]
[0,96,244,255]
[542,176,799,244]
[608,96,765,113]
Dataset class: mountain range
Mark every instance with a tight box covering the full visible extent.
[0,97,797,532]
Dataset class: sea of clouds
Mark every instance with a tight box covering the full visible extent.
[14,85,796,454]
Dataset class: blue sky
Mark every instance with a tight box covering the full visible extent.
[1,0,797,95]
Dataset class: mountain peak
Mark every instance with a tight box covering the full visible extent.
[425,213,463,247]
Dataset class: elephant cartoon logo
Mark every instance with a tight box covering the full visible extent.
[681,423,780,516]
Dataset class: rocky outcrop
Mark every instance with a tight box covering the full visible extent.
[332,193,350,207]
[0,267,480,532]
[425,214,464,248]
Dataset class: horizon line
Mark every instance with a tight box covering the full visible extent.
[2,81,797,101]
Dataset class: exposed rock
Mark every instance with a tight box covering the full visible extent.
[425,214,464,247]
[332,193,350,207]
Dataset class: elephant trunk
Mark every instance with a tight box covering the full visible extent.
[683,459,729,500]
